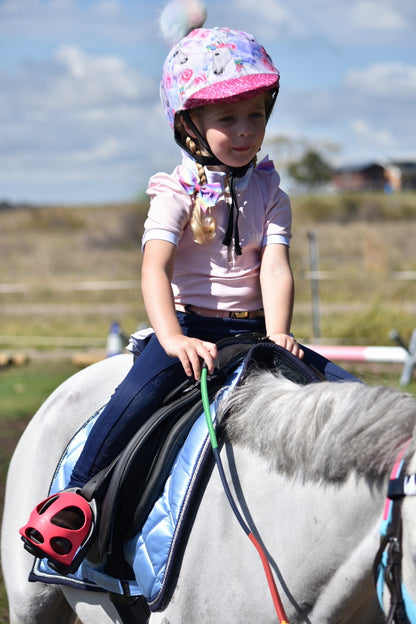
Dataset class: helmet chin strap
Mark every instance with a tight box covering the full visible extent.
[177,111,253,256]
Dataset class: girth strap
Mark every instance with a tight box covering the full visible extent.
[110,593,150,624]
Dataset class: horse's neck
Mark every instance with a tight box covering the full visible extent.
[226,443,386,623]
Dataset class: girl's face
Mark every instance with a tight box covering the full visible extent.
[189,93,268,171]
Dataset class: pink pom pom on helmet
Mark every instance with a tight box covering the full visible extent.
[159,0,207,46]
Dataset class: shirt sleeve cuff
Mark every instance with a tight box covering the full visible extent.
[261,233,291,247]
[141,229,180,252]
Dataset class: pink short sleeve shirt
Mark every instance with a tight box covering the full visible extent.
[142,155,292,311]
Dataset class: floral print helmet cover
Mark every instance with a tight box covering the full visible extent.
[160,27,280,128]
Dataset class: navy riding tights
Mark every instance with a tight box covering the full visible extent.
[68,313,267,488]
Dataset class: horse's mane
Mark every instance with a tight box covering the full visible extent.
[217,372,416,482]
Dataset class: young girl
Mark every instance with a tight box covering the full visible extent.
[20,1,304,570]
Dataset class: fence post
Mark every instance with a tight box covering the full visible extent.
[390,329,416,385]
[307,230,321,341]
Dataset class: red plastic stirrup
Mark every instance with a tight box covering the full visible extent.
[19,491,93,566]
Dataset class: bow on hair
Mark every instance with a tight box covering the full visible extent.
[179,169,222,213]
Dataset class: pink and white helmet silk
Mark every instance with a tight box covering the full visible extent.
[161,27,280,127]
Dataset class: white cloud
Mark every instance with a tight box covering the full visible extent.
[0,0,75,31]
[92,0,122,17]
[50,46,151,108]
[351,119,395,149]
[227,0,415,45]
[350,1,406,31]
[345,63,416,98]
[225,0,308,39]
[74,137,125,163]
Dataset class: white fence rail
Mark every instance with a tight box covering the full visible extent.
[308,328,416,385]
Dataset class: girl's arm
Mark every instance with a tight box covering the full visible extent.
[260,243,303,358]
[141,239,217,379]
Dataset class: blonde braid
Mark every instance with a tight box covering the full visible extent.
[185,136,217,244]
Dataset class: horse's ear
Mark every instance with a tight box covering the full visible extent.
[239,341,323,386]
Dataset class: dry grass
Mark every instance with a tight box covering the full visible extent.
[1,203,147,345]
[1,194,416,348]
[1,203,143,284]
[290,194,416,343]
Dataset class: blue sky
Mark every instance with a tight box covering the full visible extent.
[1,0,415,203]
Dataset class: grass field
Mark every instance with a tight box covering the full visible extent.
[1,192,416,620]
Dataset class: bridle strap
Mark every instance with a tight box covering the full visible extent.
[384,500,410,624]
[375,441,414,624]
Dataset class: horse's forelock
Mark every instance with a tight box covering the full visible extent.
[217,372,416,482]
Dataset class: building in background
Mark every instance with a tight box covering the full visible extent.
[332,161,416,193]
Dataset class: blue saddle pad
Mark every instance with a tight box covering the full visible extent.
[30,364,243,606]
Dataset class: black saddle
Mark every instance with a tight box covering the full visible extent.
[78,336,322,620]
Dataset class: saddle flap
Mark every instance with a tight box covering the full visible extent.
[88,333,265,572]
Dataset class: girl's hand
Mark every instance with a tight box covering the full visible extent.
[268,333,304,359]
[161,334,218,380]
